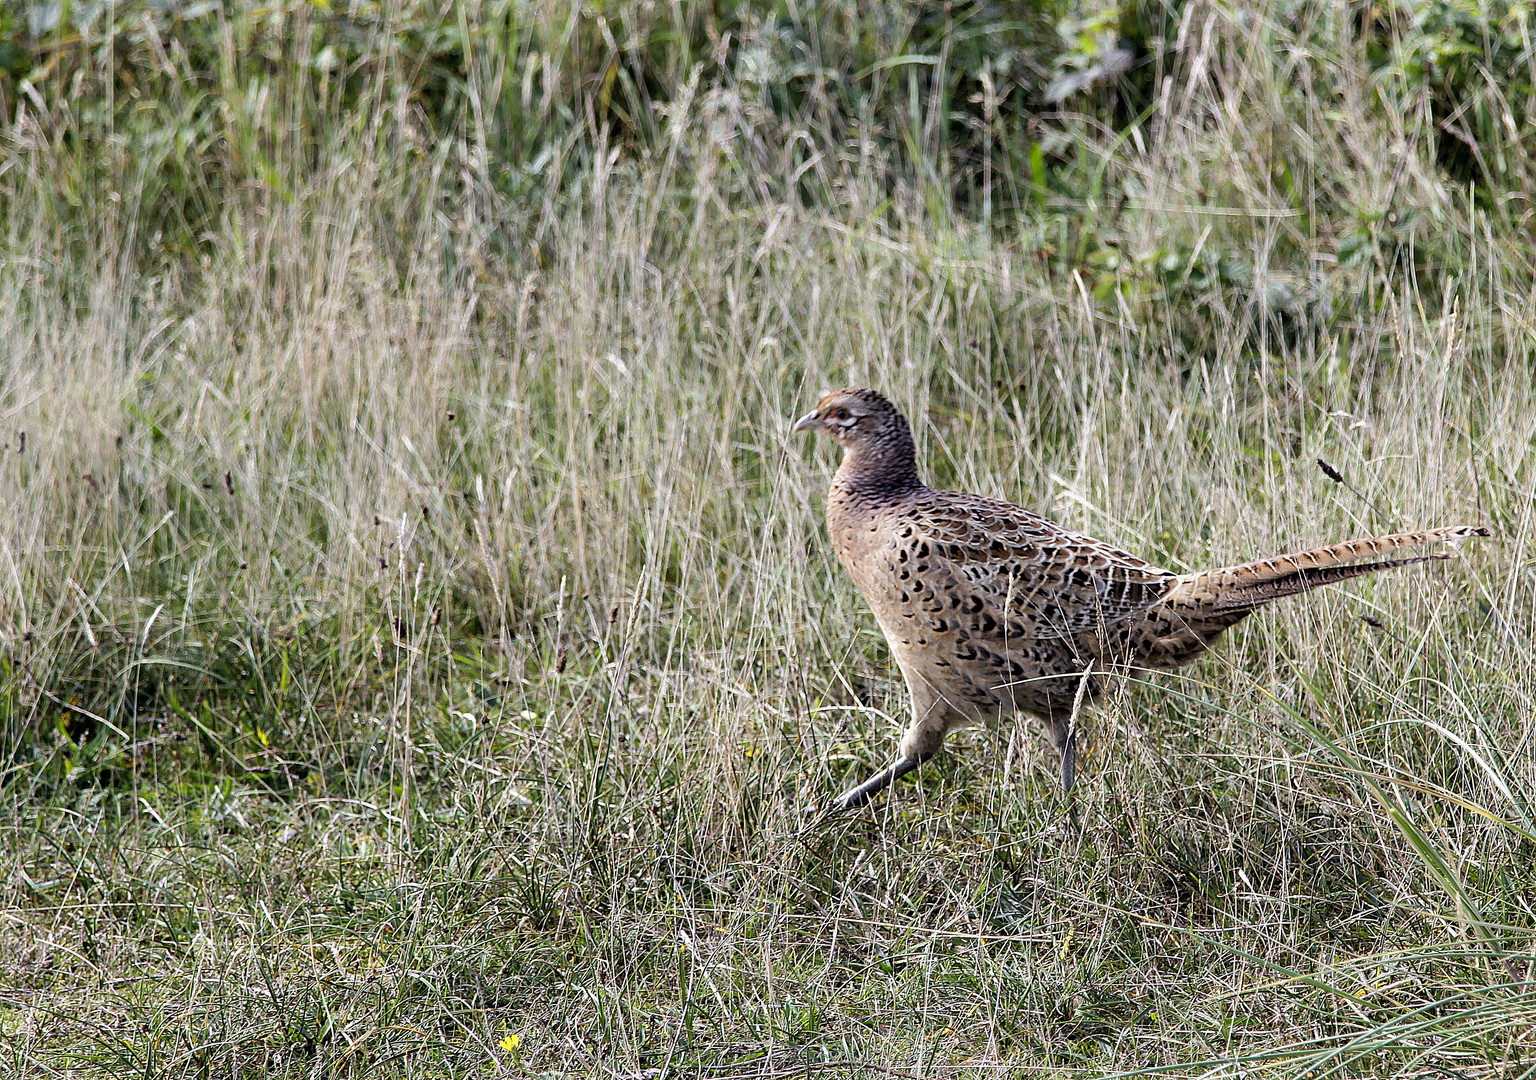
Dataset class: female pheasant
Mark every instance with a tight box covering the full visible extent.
[793,387,1487,811]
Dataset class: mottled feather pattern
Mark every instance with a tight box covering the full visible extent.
[872,489,1178,641]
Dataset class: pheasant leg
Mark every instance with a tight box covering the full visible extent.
[825,753,932,813]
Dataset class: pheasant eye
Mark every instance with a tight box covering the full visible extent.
[831,408,851,421]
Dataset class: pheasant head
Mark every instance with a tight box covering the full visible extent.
[793,387,922,495]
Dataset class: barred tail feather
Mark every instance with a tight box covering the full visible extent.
[1168,525,1488,616]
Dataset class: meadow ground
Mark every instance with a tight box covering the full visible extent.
[1,2,1534,1076]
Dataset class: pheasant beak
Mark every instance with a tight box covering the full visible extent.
[791,410,821,435]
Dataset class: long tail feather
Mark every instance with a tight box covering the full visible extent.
[1168,525,1488,615]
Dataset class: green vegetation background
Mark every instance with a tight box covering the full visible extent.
[1,1,1533,1075]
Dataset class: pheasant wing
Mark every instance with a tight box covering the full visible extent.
[895,491,1179,640]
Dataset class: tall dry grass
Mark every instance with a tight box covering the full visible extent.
[1,1,1534,1075]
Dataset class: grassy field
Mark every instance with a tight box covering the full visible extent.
[2,1,1534,1076]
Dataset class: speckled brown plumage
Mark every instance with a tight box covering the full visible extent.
[793,387,1488,812]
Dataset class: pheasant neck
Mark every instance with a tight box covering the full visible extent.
[832,444,924,501]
